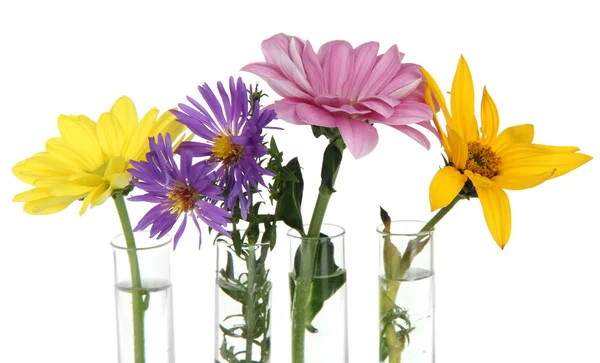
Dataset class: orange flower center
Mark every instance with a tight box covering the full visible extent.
[465,142,501,179]
[167,182,197,215]
[211,134,244,165]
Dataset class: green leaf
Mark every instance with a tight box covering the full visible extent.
[380,206,402,280]
[274,157,304,234]
[261,220,277,250]
[225,251,235,279]
[399,235,431,277]
[380,206,391,233]
[231,228,243,256]
[291,234,346,332]
[321,143,343,193]
[311,125,327,139]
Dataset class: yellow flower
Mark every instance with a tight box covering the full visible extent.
[13,96,188,215]
[421,56,592,249]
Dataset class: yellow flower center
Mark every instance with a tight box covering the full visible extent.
[465,142,501,179]
[167,182,197,215]
[211,134,244,165]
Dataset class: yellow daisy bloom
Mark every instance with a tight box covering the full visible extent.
[13,96,188,216]
[421,56,592,249]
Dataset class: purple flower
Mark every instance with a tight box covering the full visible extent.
[171,77,276,219]
[129,134,231,248]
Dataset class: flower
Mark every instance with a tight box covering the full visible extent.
[242,33,436,159]
[13,96,188,215]
[171,77,276,219]
[422,56,592,249]
[129,134,230,247]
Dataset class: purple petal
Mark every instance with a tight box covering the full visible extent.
[173,214,187,249]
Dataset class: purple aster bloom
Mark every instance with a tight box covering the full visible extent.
[170,76,276,219]
[128,134,231,248]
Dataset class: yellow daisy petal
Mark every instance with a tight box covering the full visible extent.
[79,183,109,215]
[447,127,468,170]
[13,154,72,185]
[57,114,104,166]
[92,186,114,207]
[110,96,138,139]
[475,185,511,249]
[104,156,131,190]
[500,151,592,179]
[464,170,495,187]
[48,174,105,197]
[124,107,159,161]
[491,124,534,155]
[423,81,451,154]
[492,169,555,190]
[450,56,479,142]
[429,166,467,211]
[420,68,452,126]
[22,193,76,215]
[14,187,53,202]
[499,144,581,164]
[480,86,499,144]
[97,112,127,158]
[46,137,97,172]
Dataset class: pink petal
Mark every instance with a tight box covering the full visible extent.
[288,37,307,76]
[317,41,335,63]
[315,95,351,108]
[378,70,422,99]
[335,117,379,159]
[417,121,441,143]
[267,78,313,101]
[262,33,292,63]
[390,125,431,149]
[323,41,354,96]
[347,41,379,100]
[264,40,313,94]
[356,97,395,118]
[401,84,427,103]
[302,41,326,95]
[296,104,336,127]
[321,104,371,117]
[372,101,432,125]
[367,95,401,108]
[274,99,304,125]
[389,78,422,99]
[358,45,401,99]
[241,62,286,80]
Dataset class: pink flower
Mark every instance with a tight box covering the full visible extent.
[242,33,436,159]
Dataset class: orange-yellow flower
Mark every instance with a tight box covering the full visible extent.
[421,56,592,249]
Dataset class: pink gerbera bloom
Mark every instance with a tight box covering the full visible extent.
[242,33,437,159]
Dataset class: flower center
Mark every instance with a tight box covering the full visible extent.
[167,182,197,215]
[465,142,501,179]
[211,134,244,165]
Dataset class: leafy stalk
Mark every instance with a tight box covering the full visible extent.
[291,130,345,363]
[379,195,462,362]
[217,212,275,363]
[113,192,146,363]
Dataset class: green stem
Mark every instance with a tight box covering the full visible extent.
[245,246,256,363]
[114,193,145,363]
[380,194,463,362]
[291,144,345,363]
[419,194,462,234]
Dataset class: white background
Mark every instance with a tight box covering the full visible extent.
[1,1,599,362]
